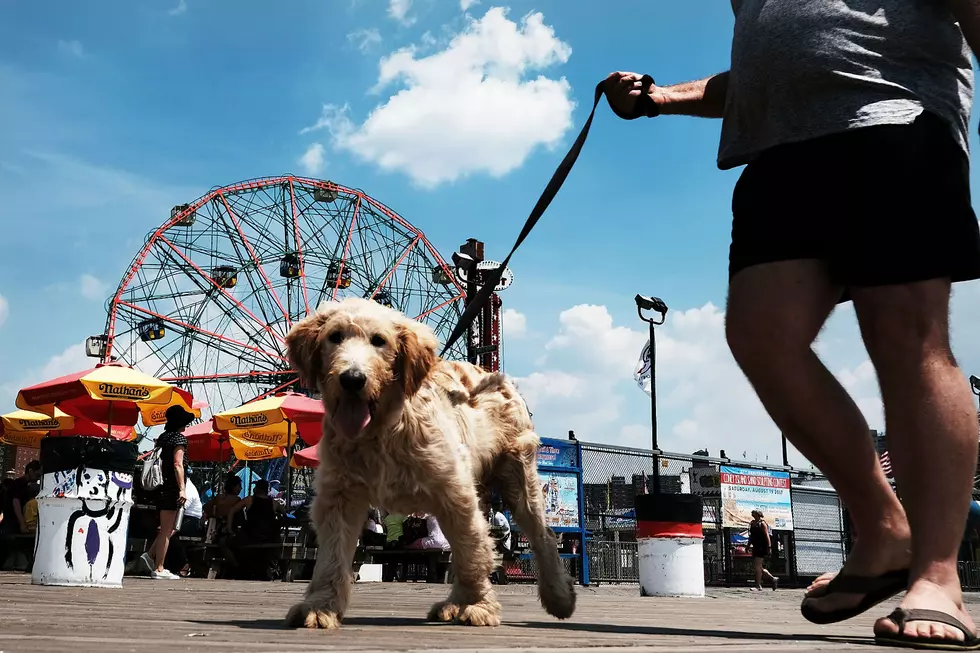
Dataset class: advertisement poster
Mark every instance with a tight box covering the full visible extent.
[536,441,578,469]
[540,470,580,528]
[720,465,793,531]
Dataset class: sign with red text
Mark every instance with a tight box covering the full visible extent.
[720,465,793,531]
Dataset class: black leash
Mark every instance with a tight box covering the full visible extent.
[440,75,657,357]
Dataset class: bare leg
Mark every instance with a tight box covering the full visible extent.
[153,510,177,573]
[498,432,575,619]
[285,483,367,629]
[727,261,911,614]
[754,556,775,589]
[428,480,500,626]
[851,280,977,644]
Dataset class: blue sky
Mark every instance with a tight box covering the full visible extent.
[2,0,980,466]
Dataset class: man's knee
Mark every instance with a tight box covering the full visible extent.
[853,280,953,369]
[725,303,810,374]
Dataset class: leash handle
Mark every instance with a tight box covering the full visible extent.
[440,74,657,357]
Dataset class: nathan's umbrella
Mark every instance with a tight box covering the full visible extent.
[228,435,285,462]
[184,422,234,464]
[213,392,323,509]
[290,445,319,469]
[0,429,45,449]
[15,362,201,436]
[1,408,137,441]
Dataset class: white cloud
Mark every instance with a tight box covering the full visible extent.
[0,294,8,327]
[347,28,382,53]
[303,8,574,188]
[57,40,84,58]
[502,308,527,339]
[512,299,902,467]
[299,142,326,175]
[0,342,89,409]
[388,0,415,25]
[168,0,187,16]
[80,274,109,301]
[460,0,478,10]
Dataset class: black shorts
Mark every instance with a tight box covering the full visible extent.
[751,545,769,559]
[729,111,980,291]
[158,485,181,512]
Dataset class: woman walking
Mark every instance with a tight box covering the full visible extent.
[141,406,195,580]
[750,510,778,591]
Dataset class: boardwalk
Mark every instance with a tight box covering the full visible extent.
[0,573,970,652]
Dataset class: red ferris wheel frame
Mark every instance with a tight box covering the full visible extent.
[102,175,467,401]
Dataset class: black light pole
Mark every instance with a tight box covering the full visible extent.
[636,294,668,496]
[970,376,980,422]
[781,433,790,467]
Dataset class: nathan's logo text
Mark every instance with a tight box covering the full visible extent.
[97,383,151,400]
[229,414,269,428]
[238,430,281,445]
[18,418,61,429]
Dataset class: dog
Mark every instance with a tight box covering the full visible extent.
[283,297,576,629]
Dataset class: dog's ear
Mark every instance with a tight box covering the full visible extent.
[395,316,439,396]
[285,306,334,390]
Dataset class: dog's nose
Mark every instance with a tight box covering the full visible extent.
[338,369,367,393]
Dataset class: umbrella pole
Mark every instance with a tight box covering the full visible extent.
[286,421,293,516]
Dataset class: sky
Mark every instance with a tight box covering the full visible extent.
[2,0,980,467]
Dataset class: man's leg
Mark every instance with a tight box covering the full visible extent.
[727,260,911,615]
[852,280,977,643]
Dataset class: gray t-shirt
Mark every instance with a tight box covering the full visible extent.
[718,0,974,170]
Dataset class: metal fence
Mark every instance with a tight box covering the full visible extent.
[579,440,845,586]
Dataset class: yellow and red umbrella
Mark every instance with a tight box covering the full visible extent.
[15,362,201,430]
[184,422,234,463]
[229,435,285,462]
[212,392,323,446]
[290,445,319,469]
[0,408,136,441]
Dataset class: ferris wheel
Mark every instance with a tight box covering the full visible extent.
[97,175,466,417]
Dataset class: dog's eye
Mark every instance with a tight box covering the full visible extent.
[370,334,386,347]
[328,331,344,344]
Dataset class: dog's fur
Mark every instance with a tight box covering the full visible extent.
[283,297,576,629]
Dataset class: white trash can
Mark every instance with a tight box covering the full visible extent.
[32,437,137,588]
[635,494,705,598]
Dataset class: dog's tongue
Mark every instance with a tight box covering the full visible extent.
[332,399,372,439]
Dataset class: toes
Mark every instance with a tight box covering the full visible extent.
[427,601,460,622]
[458,604,501,627]
[285,603,342,630]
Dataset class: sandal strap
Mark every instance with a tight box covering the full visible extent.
[822,569,908,594]
[886,608,976,639]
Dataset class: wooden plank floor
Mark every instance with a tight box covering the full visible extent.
[1,572,974,652]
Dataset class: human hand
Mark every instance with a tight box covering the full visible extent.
[603,71,660,120]
[178,489,187,506]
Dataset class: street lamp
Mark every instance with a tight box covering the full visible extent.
[970,375,980,400]
[636,293,668,495]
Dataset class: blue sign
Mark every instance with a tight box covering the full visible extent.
[536,441,577,468]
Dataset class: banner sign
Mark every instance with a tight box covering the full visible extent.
[634,339,651,396]
[539,470,580,528]
[720,465,793,531]
[536,440,578,468]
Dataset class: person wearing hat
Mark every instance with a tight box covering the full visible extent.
[141,405,195,580]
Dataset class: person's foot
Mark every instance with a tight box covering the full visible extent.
[874,577,976,645]
[801,524,911,616]
[150,569,180,580]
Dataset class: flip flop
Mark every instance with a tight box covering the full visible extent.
[801,568,909,625]
[875,608,980,650]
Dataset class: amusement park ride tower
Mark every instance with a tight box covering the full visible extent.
[451,238,514,374]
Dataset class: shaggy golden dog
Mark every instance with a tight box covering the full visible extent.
[283,297,576,629]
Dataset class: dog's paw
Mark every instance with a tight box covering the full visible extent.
[285,602,342,630]
[427,600,460,623]
[457,602,501,627]
[540,574,577,620]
